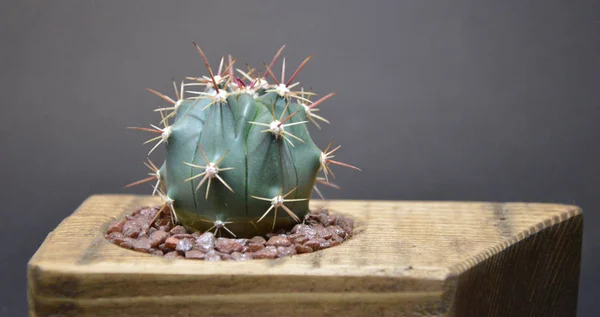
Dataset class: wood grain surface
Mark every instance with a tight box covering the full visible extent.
[28,195,582,317]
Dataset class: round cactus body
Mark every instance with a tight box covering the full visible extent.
[127,45,358,237]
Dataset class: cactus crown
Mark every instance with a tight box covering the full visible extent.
[127,44,359,237]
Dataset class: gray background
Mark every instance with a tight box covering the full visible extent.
[1,0,598,315]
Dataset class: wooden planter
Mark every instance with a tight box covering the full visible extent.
[28,195,582,317]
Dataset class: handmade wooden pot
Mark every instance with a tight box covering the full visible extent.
[28,195,582,317]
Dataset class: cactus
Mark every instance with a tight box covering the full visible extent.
[126,44,359,237]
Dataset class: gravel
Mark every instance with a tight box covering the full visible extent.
[105,206,353,261]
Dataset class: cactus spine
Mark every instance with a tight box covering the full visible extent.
[127,44,359,237]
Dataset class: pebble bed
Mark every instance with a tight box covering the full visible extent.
[105,206,354,261]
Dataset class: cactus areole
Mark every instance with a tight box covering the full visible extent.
[127,44,360,237]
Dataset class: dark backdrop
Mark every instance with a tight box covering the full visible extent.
[1,1,598,316]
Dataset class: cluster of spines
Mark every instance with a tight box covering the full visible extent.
[126,44,360,235]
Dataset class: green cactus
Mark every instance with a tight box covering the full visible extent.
[127,44,359,237]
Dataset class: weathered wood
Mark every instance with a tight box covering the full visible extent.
[28,195,582,317]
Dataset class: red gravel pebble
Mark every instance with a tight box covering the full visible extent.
[276,246,297,257]
[253,246,278,259]
[164,237,179,249]
[171,233,194,239]
[107,220,125,234]
[185,250,205,259]
[204,251,222,261]
[149,231,169,248]
[327,225,346,239]
[235,239,249,247]
[231,252,253,261]
[314,225,332,239]
[120,240,133,249]
[122,220,143,238]
[195,232,216,252]
[329,239,341,247]
[249,236,267,245]
[334,217,354,236]
[318,213,335,226]
[105,206,353,261]
[176,238,194,252]
[319,239,331,249]
[164,251,183,259]
[132,237,151,252]
[218,252,232,261]
[291,224,317,239]
[107,232,126,244]
[295,245,313,254]
[304,238,327,251]
[305,209,335,226]
[215,238,243,254]
[139,207,158,218]
[244,243,265,252]
[156,218,172,232]
[266,236,292,247]
[288,234,309,244]
[169,225,187,235]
